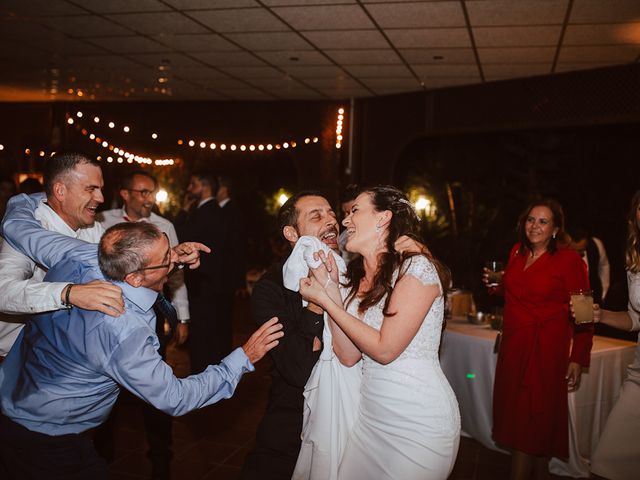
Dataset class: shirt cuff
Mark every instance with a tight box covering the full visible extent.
[223,347,255,374]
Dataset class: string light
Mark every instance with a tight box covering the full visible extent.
[69,117,176,167]
[335,107,345,149]
[152,133,158,139]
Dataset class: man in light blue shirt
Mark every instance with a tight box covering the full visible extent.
[0,194,283,479]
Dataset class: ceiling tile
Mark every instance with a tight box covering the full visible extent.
[127,53,204,68]
[0,18,63,41]
[327,49,402,65]
[400,48,476,64]
[422,77,480,89]
[483,63,552,80]
[385,28,471,48]
[58,55,143,69]
[72,0,170,13]
[188,8,288,33]
[35,38,104,56]
[164,0,258,8]
[271,5,374,30]
[173,67,230,80]
[247,77,306,88]
[478,47,556,64]
[558,45,640,63]
[282,65,346,78]
[190,51,267,66]
[257,50,331,66]
[226,32,313,51]
[38,16,133,37]
[303,77,362,89]
[466,0,568,26]
[413,64,480,77]
[266,88,325,100]
[570,0,640,24]
[366,1,465,28]
[88,36,168,54]
[473,26,561,47]
[302,30,388,49]
[219,66,284,78]
[264,0,355,4]
[0,0,85,15]
[151,34,240,52]
[564,23,640,45]
[107,12,208,35]
[346,65,412,77]
[362,77,420,89]
[223,87,277,100]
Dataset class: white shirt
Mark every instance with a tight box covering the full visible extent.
[581,237,610,300]
[98,207,190,321]
[198,197,215,209]
[0,198,104,356]
[218,197,230,208]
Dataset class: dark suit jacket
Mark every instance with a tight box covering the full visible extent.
[219,199,247,291]
[174,199,227,297]
[244,259,324,478]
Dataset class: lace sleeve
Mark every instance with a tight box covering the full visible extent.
[401,255,442,294]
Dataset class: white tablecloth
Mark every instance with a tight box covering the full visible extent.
[440,317,636,478]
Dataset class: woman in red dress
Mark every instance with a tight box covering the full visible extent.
[487,199,593,480]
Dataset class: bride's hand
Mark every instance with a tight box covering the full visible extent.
[310,250,339,286]
[300,277,330,307]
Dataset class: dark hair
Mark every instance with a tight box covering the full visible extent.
[626,190,640,272]
[277,189,324,234]
[43,152,99,196]
[18,177,43,195]
[344,185,451,316]
[121,170,157,190]
[340,184,361,205]
[191,171,218,194]
[516,198,567,256]
[98,222,163,281]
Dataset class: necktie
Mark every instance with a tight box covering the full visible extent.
[153,293,179,337]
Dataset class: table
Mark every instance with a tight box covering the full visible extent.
[440,317,636,478]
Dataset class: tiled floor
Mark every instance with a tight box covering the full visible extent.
[107,297,577,480]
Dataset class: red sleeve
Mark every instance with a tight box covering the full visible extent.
[562,249,594,367]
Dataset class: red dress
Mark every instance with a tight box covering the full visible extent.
[492,244,593,458]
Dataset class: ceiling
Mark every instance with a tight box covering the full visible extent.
[1,0,639,102]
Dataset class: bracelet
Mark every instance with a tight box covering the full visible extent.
[63,284,74,307]
[179,319,190,324]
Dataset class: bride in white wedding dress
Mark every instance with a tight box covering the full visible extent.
[299,186,460,480]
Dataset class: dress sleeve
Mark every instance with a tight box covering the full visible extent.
[401,255,442,293]
[563,251,594,367]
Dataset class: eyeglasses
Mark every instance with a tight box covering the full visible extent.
[127,233,180,275]
[127,188,157,199]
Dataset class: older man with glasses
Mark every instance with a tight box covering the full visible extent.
[0,197,283,480]
[99,170,193,479]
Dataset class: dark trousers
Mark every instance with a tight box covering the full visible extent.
[0,413,108,480]
[188,293,234,373]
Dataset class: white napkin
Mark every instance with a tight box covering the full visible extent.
[282,235,346,298]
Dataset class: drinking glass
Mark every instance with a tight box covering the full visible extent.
[570,289,594,324]
[485,261,504,287]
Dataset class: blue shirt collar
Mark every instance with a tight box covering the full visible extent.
[116,281,158,313]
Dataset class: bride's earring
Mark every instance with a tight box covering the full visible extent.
[375,224,381,234]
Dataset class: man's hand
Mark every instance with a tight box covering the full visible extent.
[173,323,189,345]
[67,280,124,316]
[242,317,284,364]
[182,194,196,212]
[173,242,211,269]
[395,235,430,256]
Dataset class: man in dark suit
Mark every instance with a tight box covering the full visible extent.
[241,191,338,480]
[175,172,230,373]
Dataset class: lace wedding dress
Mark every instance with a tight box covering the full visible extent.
[338,255,461,479]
